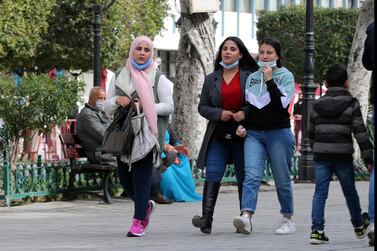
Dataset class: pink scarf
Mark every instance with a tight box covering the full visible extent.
[126,36,158,136]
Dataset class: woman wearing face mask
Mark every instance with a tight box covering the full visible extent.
[192,37,258,234]
[104,36,173,237]
[233,37,296,235]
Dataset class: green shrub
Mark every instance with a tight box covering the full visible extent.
[257,6,359,84]
[0,74,84,164]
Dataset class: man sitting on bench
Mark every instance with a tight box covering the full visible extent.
[76,87,116,166]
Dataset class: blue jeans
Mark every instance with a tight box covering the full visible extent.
[369,168,374,223]
[242,128,295,215]
[311,161,363,231]
[117,152,154,220]
[205,138,245,184]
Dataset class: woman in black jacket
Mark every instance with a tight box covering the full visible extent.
[192,37,258,234]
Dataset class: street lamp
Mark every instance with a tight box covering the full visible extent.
[298,0,317,181]
[80,0,116,87]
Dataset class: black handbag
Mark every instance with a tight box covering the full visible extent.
[213,121,243,142]
[102,99,135,156]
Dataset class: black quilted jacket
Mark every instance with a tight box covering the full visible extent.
[308,87,373,164]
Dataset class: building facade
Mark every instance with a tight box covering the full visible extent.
[153,0,363,79]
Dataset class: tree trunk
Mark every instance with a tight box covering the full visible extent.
[172,0,216,159]
[347,0,374,169]
[10,137,20,168]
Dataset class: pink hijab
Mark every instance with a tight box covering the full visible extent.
[126,36,158,136]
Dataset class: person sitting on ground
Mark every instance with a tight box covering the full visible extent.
[308,64,373,245]
[122,169,174,204]
[76,87,116,165]
[150,168,174,204]
[158,128,202,202]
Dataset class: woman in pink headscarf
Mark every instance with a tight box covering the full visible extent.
[105,36,174,237]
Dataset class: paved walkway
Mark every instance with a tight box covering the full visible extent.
[0,182,373,251]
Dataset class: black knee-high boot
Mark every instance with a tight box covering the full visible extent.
[237,183,243,210]
[192,181,221,234]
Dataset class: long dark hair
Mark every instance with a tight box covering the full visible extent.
[214,36,258,72]
[259,37,282,67]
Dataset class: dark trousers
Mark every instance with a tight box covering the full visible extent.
[117,152,154,220]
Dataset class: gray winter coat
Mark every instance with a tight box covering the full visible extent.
[76,104,114,164]
[308,87,373,164]
[196,69,250,170]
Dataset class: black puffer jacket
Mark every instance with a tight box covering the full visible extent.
[308,87,373,164]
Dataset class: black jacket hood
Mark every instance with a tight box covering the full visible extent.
[313,88,355,118]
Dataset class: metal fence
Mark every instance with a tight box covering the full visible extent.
[0,160,109,207]
[191,153,300,183]
[1,154,368,207]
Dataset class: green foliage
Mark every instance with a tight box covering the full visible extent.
[0,0,56,71]
[0,0,168,72]
[101,0,169,70]
[34,0,169,72]
[257,6,359,84]
[0,74,84,141]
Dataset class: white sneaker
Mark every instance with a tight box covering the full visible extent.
[275,217,296,235]
[233,215,252,235]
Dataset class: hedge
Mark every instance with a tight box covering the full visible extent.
[256,6,359,84]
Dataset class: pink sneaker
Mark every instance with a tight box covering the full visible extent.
[127,218,145,237]
[142,200,156,231]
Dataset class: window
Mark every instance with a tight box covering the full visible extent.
[158,50,176,80]
[240,0,250,12]
[320,0,330,7]
[282,0,293,7]
[223,0,236,11]
[349,0,360,8]
[256,0,265,10]
[269,0,278,10]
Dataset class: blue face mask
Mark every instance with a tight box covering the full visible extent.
[95,100,105,111]
[131,59,153,70]
[257,60,277,68]
[219,60,239,69]
[257,60,277,96]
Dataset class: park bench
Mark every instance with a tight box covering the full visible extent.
[59,134,116,203]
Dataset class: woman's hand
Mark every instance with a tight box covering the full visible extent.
[220,110,234,121]
[164,144,176,153]
[236,125,247,137]
[233,111,245,122]
[116,96,131,107]
[175,145,189,156]
[262,65,273,82]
